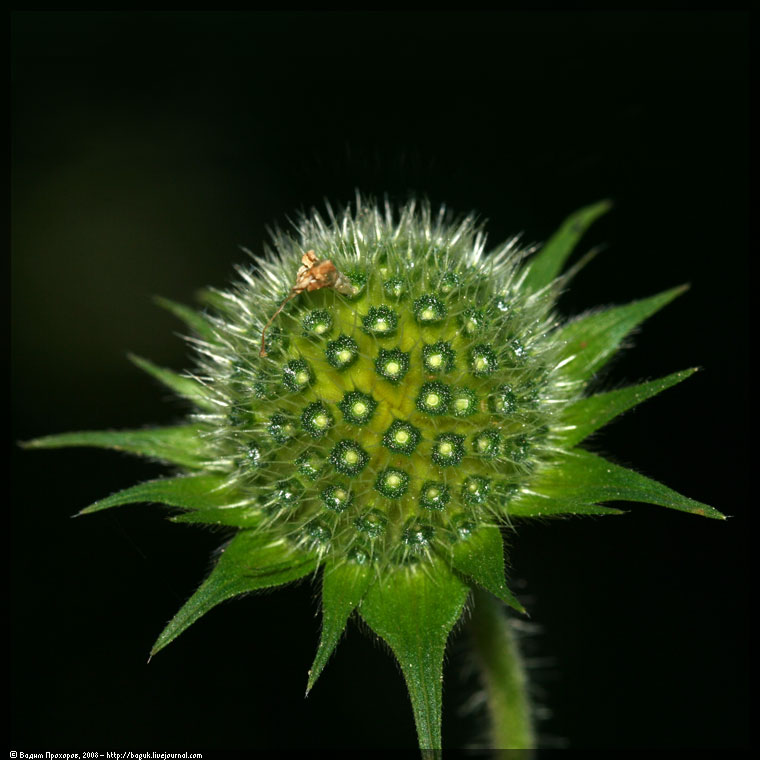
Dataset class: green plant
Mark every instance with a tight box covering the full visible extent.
[24,197,724,753]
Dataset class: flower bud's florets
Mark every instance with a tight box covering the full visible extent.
[301,401,335,439]
[419,481,451,511]
[325,335,360,370]
[422,341,456,374]
[431,433,466,467]
[375,467,411,499]
[382,419,422,455]
[375,348,410,384]
[362,305,399,337]
[337,391,378,426]
[282,359,314,392]
[413,295,447,325]
[183,200,595,569]
[415,381,452,416]
[382,277,405,300]
[302,309,333,338]
[330,440,370,476]
[321,484,353,513]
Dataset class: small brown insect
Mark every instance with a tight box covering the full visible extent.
[259,250,357,357]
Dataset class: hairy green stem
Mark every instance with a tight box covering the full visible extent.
[469,588,535,754]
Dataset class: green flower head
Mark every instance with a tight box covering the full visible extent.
[24,197,723,752]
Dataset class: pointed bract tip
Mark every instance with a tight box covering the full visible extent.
[305,671,319,696]
[589,198,614,214]
[692,505,727,520]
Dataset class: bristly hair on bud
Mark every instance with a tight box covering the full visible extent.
[23,195,724,753]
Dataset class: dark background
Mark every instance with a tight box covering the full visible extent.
[12,11,749,752]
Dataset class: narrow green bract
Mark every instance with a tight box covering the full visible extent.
[24,197,724,752]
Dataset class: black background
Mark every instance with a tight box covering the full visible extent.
[12,11,749,752]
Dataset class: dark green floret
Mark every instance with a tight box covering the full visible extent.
[469,344,498,377]
[304,518,331,544]
[449,512,477,540]
[321,484,353,513]
[457,308,486,336]
[329,439,370,476]
[402,518,435,547]
[362,305,398,337]
[302,309,333,338]
[268,413,296,443]
[490,384,517,415]
[382,277,405,300]
[382,419,421,455]
[260,324,289,356]
[295,450,323,480]
[354,508,388,538]
[347,546,370,565]
[431,432,465,467]
[345,269,368,299]
[509,338,528,362]
[227,406,253,427]
[493,480,519,506]
[520,378,543,408]
[325,335,360,370]
[252,379,275,400]
[462,475,490,506]
[508,434,531,463]
[419,481,451,511]
[282,358,314,392]
[451,387,478,418]
[472,430,501,459]
[338,391,378,426]
[375,467,410,499]
[301,401,335,438]
[413,294,447,325]
[273,478,304,507]
[241,441,263,469]
[375,348,410,384]
[490,295,512,314]
[422,341,456,374]
[416,381,451,416]
[438,272,460,295]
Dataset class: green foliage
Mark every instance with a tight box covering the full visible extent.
[531,449,724,519]
[151,532,317,656]
[307,556,373,694]
[556,368,698,446]
[522,199,613,293]
[79,474,234,515]
[24,426,208,468]
[553,285,688,383]
[450,526,525,613]
[358,561,470,750]
[128,354,218,412]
